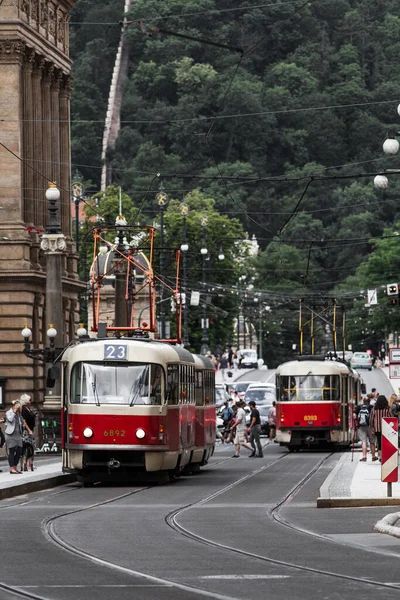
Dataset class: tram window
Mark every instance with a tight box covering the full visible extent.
[70,362,164,405]
[280,375,340,401]
[167,365,179,405]
[195,372,203,406]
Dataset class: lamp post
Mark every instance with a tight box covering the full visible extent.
[156,185,168,338]
[72,181,84,253]
[180,202,189,347]
[40,183,66,351]
[114,215,129,327]
[200,215,209,355]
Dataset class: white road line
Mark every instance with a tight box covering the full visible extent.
[200,575,290,580]
[19,585,171,588]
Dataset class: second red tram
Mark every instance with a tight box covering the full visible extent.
[61,336,216,483]
[275,359,360,450]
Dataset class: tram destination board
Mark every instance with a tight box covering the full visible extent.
[104,344,128,360]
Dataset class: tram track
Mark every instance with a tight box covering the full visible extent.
[4,448,397,600]
[25,452,283,600]
[165,451,400,592]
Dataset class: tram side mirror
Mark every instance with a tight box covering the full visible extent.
[361,383,366,395]
[46,366,60,389]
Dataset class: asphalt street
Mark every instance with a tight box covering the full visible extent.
[0,367,398,600]
[0,442,400,600]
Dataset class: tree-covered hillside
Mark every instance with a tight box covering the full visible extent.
[70,0,400,356]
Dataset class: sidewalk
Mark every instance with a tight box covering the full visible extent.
[0,457,75,500]
[318,449,400,507]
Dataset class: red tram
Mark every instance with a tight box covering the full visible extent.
[275,359,360,451]
[61,337,216,483]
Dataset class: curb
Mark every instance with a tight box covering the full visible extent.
[374,511,400,537]
[317,497,400,508]
[318,452,345,500]
[0,473,76,501]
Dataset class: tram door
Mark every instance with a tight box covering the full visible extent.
[340,375,349,442]
[61,364,70,470]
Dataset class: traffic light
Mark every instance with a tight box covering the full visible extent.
[387,283,400,305]
[387,283,399,296]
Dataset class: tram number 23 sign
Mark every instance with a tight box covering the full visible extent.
[104,344,127,360]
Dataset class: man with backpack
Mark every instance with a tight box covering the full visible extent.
[220,401,234,444]
[355,396,377,462]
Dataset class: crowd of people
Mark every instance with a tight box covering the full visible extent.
[218,399,277,458]
[0,394,36,474]
[355,388,400,462]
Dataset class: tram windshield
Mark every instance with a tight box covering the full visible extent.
[279,375,340,402]
[70,362,164,405]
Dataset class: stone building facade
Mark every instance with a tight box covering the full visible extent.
[0,1,83,410]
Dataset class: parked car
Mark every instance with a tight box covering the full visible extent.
[350,352,373,371]
[244,384,276,406]
[227,381,252,399]
[215,384,230,407]
[239,349,259,369]
[245,403,272,433]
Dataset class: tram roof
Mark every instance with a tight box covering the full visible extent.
[62,338,195,366]
[276,359,351,376]
[192,354,215,370]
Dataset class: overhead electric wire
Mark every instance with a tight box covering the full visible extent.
[0,142,104,221]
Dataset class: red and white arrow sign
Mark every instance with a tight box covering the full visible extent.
[381,417,398,483]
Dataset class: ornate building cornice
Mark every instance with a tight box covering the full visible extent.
[0,40,26,64]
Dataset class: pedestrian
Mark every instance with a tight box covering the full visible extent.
[268,401,277,442]
[355,396,377,462]
[233,353,239,371]
[219,353,229,380]
[370,395,393,461]
[228,404,238,443]
[370,388,378,406]
[388,393,399,416]
[228,347,233,370]
[5,400,25,474]
[220,401,234,444]
[231,401,252,458]
[21,394,36,471]
[247,401,263,458]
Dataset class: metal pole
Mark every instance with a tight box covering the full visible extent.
[259,305,263,360]
[333,298,337,354]
[342,307,346,360]
[299,299,303,355]
[201,226,209,353]
[75,198,80,253]
[311,309,315,355]
[388,482,393,497]
[182,215,189,346]
[159,206,165,338]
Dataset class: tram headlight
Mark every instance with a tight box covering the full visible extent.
[83,427,94,439]
[136,428,146,440]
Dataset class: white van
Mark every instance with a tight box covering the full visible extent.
[239,349,258,369]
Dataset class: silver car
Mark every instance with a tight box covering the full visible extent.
[350,352,372,371]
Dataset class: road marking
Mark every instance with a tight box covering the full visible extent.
[19,585,172,588]
[200,575,290,580]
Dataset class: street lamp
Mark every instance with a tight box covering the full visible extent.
[156,184,168,338]
[21,324,58,362]
[218,247,225,261]
[180,202,189,347]
[200,215,209,355]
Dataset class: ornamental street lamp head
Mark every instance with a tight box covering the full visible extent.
[383,137,400,156]
[181,243,189,252]
[45,182,61,234]
[179,202,189,216]
[374,175,389,190]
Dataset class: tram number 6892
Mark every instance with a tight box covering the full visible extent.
[104,430,126,437]
[303,415,317,421]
